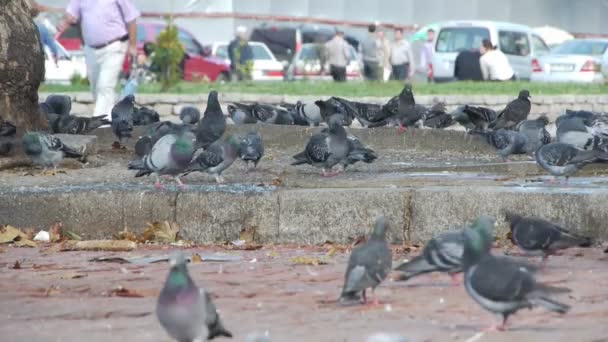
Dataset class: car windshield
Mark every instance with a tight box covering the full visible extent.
[551,40,608,55]
[436,27,490,53]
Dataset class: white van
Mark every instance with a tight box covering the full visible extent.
[431,20,549,82]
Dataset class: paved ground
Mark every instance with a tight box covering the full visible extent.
[1,245,607,341]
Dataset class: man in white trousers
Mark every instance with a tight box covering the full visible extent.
[63,0,140,119]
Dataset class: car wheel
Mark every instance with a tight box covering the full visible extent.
[216,72,230,84]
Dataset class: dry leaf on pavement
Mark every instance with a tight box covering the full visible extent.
[11,260,21,269]
[142,221,179,243]
[290,256,329,266]
[109,286,145,298]
[114,227,139,242]
[270,178,284,186]
[49,223,63,242]
[191,254,203,263]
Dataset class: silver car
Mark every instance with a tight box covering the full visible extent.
[531,39,608,83]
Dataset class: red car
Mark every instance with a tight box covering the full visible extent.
[56,21,231,82]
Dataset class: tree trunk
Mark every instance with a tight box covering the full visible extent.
[0,0,46,132]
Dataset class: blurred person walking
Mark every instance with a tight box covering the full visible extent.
[324,30,350,82]
[377,30,391,82]
[228,26,254,81]
[419,28,435,82]
[389,28,414,81]
[29,1,62,67]
[479,39,515,81]
[360,24,381,81]
[62,0,140,119]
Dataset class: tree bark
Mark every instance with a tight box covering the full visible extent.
[0,0,46,132]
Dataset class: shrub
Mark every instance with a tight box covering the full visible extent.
[152,19,185,91]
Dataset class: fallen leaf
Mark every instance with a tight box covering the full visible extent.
[290,256,329,266]
[64,230,82,241]
[60,240,137,252]
[325,245,339,257]
[224,243,263,251]
[0,225,28,243]
[109,286,145,298]
[191,254,203,263]
[270,178,284,186]
[14,239,37,248]
[11,260,21,269]
[49,223,63,242]
[142,221,179,243]
[114,227,139,242]
[60,272,87,279]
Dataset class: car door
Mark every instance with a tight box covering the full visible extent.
[177,30,223,81]
[498,30,532,80]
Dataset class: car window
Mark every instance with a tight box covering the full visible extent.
[251,45,273,60]
[551,40,608,55]
[436,27,490,53]
[178,30,201,55]
[215,45,228,59]
[531,35,549,54]
[498,31,530,56]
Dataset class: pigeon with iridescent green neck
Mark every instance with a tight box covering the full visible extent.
[22,132,85,170]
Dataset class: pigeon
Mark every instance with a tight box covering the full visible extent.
[0,120,17,156]
[51,114,110,134]
[331,97,391,128]
[394,84,423,132]
[451,105,497,131]
[111,94,135,148]
[535,142,608,181]
[180,106,201,125]
[556,111,608,151]
[421,102,454,129]
[320,125,377,169]
[22,132,85,169]
[295,101,322,126]
[127,133,195,189]
[517,115,551,155]
[133,121,195,161]
[185,135,241,184]
[291,115,350,176]
[196,91,226,149]
[394,230,465,285]
[504,211,592,262]
[227,103,257,124]
[462,215,571,332]
[340,216,392,305]
[157,252,232,342]
[314,97,354,126]
[490,90,531,130]
[133,106,160,126]
[472,129,528,160]
[44,94,72,116]
[238,131,264,170]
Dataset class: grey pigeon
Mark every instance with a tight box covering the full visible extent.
[556,110,608,151]
[517,115,551,155]
[238,131,264,170]
[157,252,232,342]
[472,129,528,160]
[314,97,354,126]
[128,133,195,189]
[490,90,531,130]
[22,132,85,169]
[180,106,201,125]
[451,105,497,131]
[535,142,608,181]
[462,215,571,331]
[133,121,195,160]
[111,94,135,148]
[133,106,160,126]
[0,120,17,156]
[395,230,464,285]
[227,103,257,124]
[196,91,226,149]
[44,94,72,116]
[185,135,241,184]
[291,115,350,176]
[340,216,392,305]
[504,211,592,261]
[295,101,322,126]
[320,125,377,169]
[52,114,110,134]
[330,97,391,128]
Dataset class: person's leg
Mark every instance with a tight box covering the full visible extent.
[84,45,100,108]
[329,65,337,81]
[337,66,346,82]
[404,63,410,80]
[94,41,128,117]
[392,64,404,80]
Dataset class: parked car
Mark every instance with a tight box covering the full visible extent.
[56,22,232,82]
[210,41,285,81]
[285,43,362,81]
[249,24,360,63]
[531,39,607,83]
[431,20,550,82]
[43,41,87,85]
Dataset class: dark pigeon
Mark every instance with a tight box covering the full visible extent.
[0,120,17,156]
[157,252,232,342]
[395,84,423,131]
[133,106,160,126]
[44,94,72,116]
[556,110,608,151]
[422,102,454,129]
[340,217,392,305]
[504,211,592,261]
[185,135,241,184]
[227,103,257,124]
[462,215,571,332]
[517,115,551,155]
[22,132,85,169]
[196,91,226,149]
[451,105,497,131]
[314,97,354,126]
[291,115,350,176]
[52,114,110,134]
[111,94,135,148]
[472,129,528,160]
[330,97,392,128]
[490,90,531,130]
[238,131,264,170]
[535,142,608,181]
[179,106,201,125]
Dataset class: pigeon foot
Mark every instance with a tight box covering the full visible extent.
[448,273,462,286]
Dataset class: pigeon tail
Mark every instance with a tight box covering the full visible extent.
[528,296,570,314]
[556,231,593,248]
[291,151,309,165]
[208,323,233,339]
[127,158,146,170]
[394,255,438,280]
[348,148,377,164]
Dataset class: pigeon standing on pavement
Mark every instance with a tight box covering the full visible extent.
[111,94,135,148]
[180,106,201,125]
[238,131,264,171]
[53,114,110,134]
[295,101,322,126]
[504,211,592,262]
[196,91,226,149]
[157,252,232,342]
[517,115,551,155]
[472,129,528,160]
[314,97,354,126]
[451,105,497,131]
[132,106,161,126]
[185,135,241,184]
[535,142,608,181]
[22,132,85,170]
[340,217,392,305]
[291,115,350,176]
[44,94,72,116]
[228,103,258,124]
[462,215,571,332]
[127,133,195,189]
[343,133,377,169]
[395,84,423,132]
[490,90,531,130]
[0,120,17,156]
